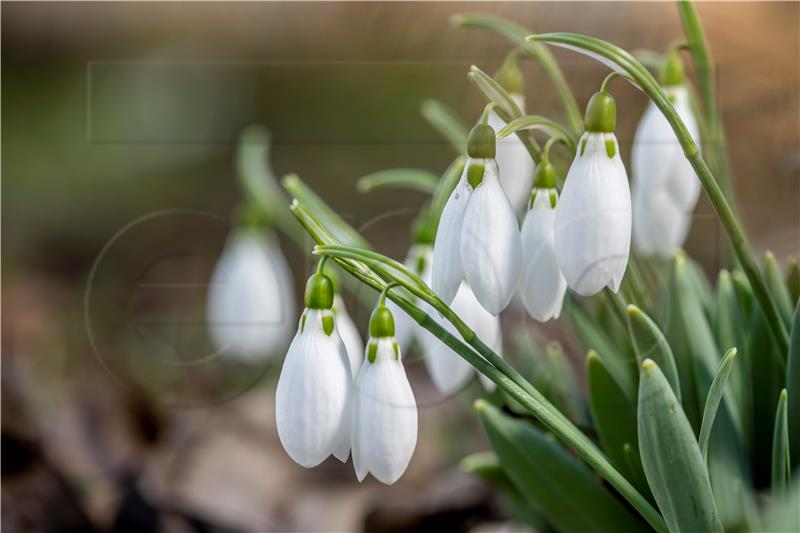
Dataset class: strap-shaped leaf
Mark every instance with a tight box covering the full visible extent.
[786,258,799,305]
[587,351,649,497]
[419,99,468,155]
[626,304,681,401]
[565,299,636,402]
[698,348,737,459]
[476,400,648,533]
[763,252,794,326]
[638,360,723,533]
[788,303,800,469]
[356,169,438,194]
[771,389,790,494]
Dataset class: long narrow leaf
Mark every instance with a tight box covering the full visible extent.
[638,360,723,533]
[476,400,648,533]
[587,351,649,497]
[356,168,438,194]
[786,258,800,305]
[698,348,738,459]
[788,303,800,469]
[771,389,790,495]
[763,252,794,326]
[626,304,681,401]
[419,99,469,154]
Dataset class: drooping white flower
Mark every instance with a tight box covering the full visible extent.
[632,83,700,258]
[422,282,502,395]
[555,91,631,296]
[520,187,568,322]
[275,272,353,467]
[206,229,295,361]
[352,303,417,484]
[431,123,522,315]
[333,294,364,375]
[488,93,535,214]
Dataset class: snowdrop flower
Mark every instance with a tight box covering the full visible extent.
[432,120,522,314]
[555,89,631,296]
[333,294,364,375]
[276,266,353,467]
[632,52,701,258]
[519,161,567,321]
[207,228,295,361]
[488,54,534,213]
[352,292,417,484]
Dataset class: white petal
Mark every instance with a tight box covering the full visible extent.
[555,133,631,296]
[520,191,568,321]
[431,169,472,304]
[333,295,364,376]
[206,230,295,361]
[460,160,522,314]
[352,338,417,484]
[488,93,535,213]
[275,309,353,468]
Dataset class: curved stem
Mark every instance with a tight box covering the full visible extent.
[600,71,628,93]
[530,32,789,353]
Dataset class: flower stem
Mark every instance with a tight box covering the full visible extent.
[529,32,789,353]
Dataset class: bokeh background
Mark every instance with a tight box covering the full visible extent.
[3,2,799,532]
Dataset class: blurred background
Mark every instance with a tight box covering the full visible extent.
[3,2,798,532]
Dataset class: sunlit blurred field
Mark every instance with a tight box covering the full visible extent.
[2,2,798,532]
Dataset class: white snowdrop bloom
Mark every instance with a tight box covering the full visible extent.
[432,123,522,314]
[488,93,534,214]
[555,91,631,296]
[422,282,502,395]
[333,294,364,375]
[520,186,568,322]
[631,55,701,258]
[352,303,417,485]
[431,172,472,305]
[207,229,295,361]
[460,158,523,315]
[275,272,353,467]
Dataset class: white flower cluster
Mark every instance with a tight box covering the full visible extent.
[276,272,417,485]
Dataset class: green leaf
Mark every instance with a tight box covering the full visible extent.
[786,257,800,305]
[356,168,438,194]
[698,348,737,460]
[565,298,637,402]
[771,389,790,495]
[419,99,469,155]
[788,303,800,469]
[460,452,548,530]
[476,400,648,533]
[713,270,750,443]
[587,351,649,497]
[626,304,681,401]
[763,251,794,326]
[638,360,723,533]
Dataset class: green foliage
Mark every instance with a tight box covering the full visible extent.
[476,400,648,533]
[638,360,723,533]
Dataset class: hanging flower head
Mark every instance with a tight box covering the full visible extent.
[632,50,701,258]
[352,287,418,484]
[489,52,535,213]
[275,261,353,467]
[206,214,295,361]
[555,84,631,296]
[520,158,568,321]
[432,110,522,315]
